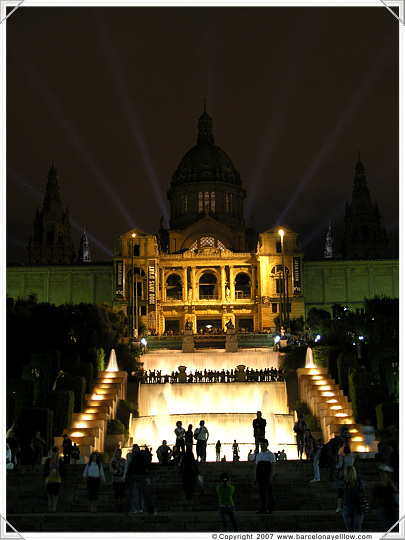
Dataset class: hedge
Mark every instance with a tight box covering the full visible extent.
[7,379,34,420]
[337,351,356,396]
[56,375,86,413]
[348,368,375,424]
[70,361,95,394]
[39,389,75,437]
[376,403,399,430]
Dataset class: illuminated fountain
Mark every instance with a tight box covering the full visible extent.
[305,347,315,368]
[106,348,119,372]
[130,350,295,461]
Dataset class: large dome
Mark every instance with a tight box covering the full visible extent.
[171,111,241,187]
[167,107,246,231]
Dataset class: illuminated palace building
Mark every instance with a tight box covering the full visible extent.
[8,108,398,333]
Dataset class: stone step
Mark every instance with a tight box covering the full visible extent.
[5,510,383,533]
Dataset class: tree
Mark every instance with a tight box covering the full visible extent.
[306,307,332,334]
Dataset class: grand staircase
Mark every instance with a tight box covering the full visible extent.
[6,459,385,533]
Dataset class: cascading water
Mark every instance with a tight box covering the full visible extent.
[106,349,119,372]
[130,350,295,461]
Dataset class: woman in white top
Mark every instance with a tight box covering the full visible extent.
[83,452,105,512]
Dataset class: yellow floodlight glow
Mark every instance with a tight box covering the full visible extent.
[279,229,284,238]
[327,399,338,403]
[75,423,89,429]
[351,437,363,442]
[330,405,342,410]
[70,431,84,437]
[335,413,348,417]
[322,392,334,397]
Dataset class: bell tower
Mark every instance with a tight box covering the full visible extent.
[27,160,75,264]
[340,155,388,259]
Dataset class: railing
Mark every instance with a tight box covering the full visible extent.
[237,333,276,348]
[235,291,251,299]
[198,294,219,300]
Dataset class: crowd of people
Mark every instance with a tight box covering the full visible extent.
[6,413,399,534]
[141,366,285,384]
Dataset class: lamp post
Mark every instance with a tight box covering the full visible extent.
[285,267,290,330]
[131,233,136,337]
[279,229,286,332]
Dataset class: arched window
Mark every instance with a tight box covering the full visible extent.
[166,274,182,300]
[235,272,251,299]
[190,237,226,251]
[199,272,218,300]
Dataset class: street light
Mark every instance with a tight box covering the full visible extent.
[131,233,136,337]
[279,229,286,331]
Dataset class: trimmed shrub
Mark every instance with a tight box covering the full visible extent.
[337,351,356,396]
[376,403,399,430]
[107,419,129,442]
[56,375,86,413]
[70,361,95,394]
[39,389,75,437]
[279,347,306,375]
[312,346,329,367]
[116,399,138,427]
[348,368,375,424]
[7,379,34,419]
[96,347,105,373]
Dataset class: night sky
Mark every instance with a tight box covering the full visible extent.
[6,4,400,263]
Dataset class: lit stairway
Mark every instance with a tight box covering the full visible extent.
[297,363,377,455]
[54,351,127,460]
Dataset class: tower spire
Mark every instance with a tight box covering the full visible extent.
[324,221,333,258]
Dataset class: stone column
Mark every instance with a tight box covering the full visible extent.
[182,267,187,302]
[229,265,235,301]
[221,266,226,301]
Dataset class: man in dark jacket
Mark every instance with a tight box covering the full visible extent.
[253,411,267,453]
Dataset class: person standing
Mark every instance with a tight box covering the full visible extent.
[255,439,276,514]
[232,440,240,462]
[216,472,239,531]
[124,444,156,515]
[216,440,222,462]
[62,434,73,464]
[185,424,194,452]
[31,431,46,464]
[71,443,80,464]
[253,411,267,453]
[43,446,65,512]
[83,452,105,512]
[335,446,355,513]
[110,448,126,512]
[180,448,200,499]
[293,416,307,460]
[310,438,324,482]
[332,465,366,532]
[174,421,186,454]
[372,464,399,532]
[194,420,209,463]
